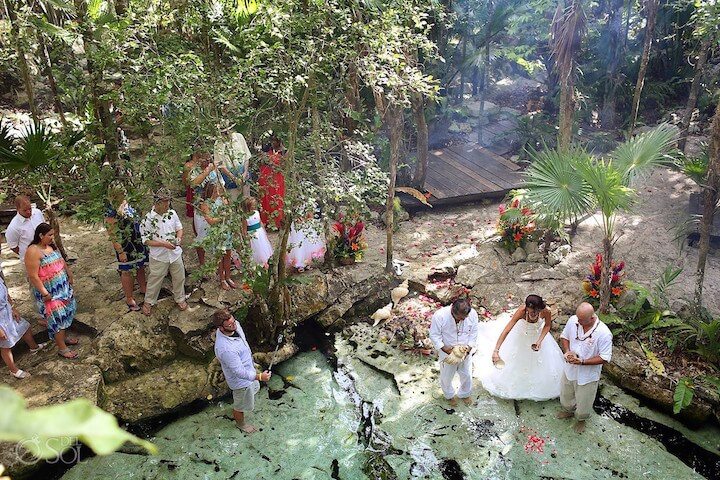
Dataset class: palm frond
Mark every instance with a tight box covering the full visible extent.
[610,123,677,185]
[550,0,587,77]
[0,123,60,175]
[522,147,594,222]
[678,147,709,186]
[577,159,634,219]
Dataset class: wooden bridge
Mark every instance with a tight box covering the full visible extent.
[403,142,524,208]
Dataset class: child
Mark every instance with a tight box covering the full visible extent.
[1,276,47,379]
[242,197,273,267]
[286,203,326,272]
[198,183,235,290]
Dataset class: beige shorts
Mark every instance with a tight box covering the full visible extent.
[232,381,260,412]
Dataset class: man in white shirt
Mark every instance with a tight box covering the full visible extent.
[557,302,613,433]
[429,298,479,406]
[214,130,251,200]
[140,189,187,316]
[5,196,46,266]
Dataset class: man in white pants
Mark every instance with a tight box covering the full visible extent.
[140,189,188,316]
[557,302,613,433]
[429,297,479,406]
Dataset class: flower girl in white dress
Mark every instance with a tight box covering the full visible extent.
[286,204,326,272]
[475,294,565,401]
[242,197,273,267]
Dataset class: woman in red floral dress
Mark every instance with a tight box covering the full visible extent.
[259,137,285,229]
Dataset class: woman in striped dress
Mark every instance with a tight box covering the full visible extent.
[24,223,78,359]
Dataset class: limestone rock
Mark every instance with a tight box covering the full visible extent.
[455,264,493,287]
[510,247,527,263]
[425,281,469,305]
[547,244,571,266]
[90,313,176,383]
[526,253,545,263]
[289,271,329,321]
[102,358,228,423]
[168,303,219,360]
[317,272,394,328]
[519,265,569,282]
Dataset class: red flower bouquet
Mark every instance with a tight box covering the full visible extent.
[498,198,536,252]
[331,215,367,262]
[582,253,625,304]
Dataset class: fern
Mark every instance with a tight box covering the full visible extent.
[673,377,694,414]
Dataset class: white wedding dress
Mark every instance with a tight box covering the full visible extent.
[474,312,565,401]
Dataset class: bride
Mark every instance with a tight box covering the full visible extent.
[475,294,565,401]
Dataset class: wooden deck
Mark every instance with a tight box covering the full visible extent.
[408,142,523,208]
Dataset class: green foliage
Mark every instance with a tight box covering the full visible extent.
[673,377,694,414]
[678,146,709,186]
[0,386,156,459]
[609,123,677,185]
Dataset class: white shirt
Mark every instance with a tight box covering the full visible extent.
[214,133,251,172]
[6,207,45,264]
[429,305,479,353]
[560,315,613,385]
[140,208,183,263]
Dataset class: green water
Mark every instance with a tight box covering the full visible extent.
[62,326,715,479]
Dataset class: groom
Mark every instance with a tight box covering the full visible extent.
[429,297,479,407]
[557,302,613,433]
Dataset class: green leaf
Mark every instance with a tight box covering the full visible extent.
[0,386,156,459]
[29,17,77,45]
[673,377,694,414]
[610,123,677,186]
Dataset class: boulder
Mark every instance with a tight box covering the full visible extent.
[318,273,394,329]
[102,358,228,424]
[511,247,527,263]
[604,345,715,426]
[89,313,176,383]
[526,253,545,263]
[547,245,571,266]
[455,264,494,287]
[289,271,329,321]
[167,303,219,360]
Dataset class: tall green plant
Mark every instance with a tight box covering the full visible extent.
[521,123,676,311]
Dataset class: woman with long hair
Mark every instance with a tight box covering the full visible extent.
[474,294,565,400]
[198,183,235,290]
[24,223,78,359]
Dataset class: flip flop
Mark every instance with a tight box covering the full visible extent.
[30,342,48,355]
[12,369,30,379]
[226,279,237,289]
[127,302,141,312]
[141,303,152,316]
[220,281,231,291]
[177,302,188,311]
[58,348,78,359]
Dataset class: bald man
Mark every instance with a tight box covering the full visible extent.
[557,302,613,433]
[5,196,46,267]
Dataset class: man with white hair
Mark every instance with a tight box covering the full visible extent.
[557,302,613,433]
[429,297,479,407]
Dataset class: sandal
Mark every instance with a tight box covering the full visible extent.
[30,342,48,355]
[226,279,237,289]
[65,338,79,346]
[12,369,30,379]
[58,348,78,359]
[141,303,152,316]
[127,301,141,312]
[177,301,188,311]
[220,281,231,291]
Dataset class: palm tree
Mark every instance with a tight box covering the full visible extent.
[0,121,83,261]
[522,124,677,312]
[550,0,586,151]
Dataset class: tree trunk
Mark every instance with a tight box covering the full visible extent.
[557,69,575,151]
[411,93,428,188]
[471,65,479,96]
[599,0,625,128]
[693,103,720,311]
[458,35,467,102]
[629,0,659,135]
[678,37,711,153]
[599,236,613,313]
[5,0,39,121]
[44,207,69,261]
[37,35,67,127]
[477,40,491,145]
[74,0,120,164]
[622,0,632,51]
[384,104,402,273]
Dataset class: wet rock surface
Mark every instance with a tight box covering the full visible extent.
[61,325,714,479]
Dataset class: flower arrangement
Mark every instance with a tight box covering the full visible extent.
[330,215,367,263]
[497,198,535,252]
[582,253,626,303]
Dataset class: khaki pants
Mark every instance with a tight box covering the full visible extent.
[560,372,599,421]
[144,257,186,305]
